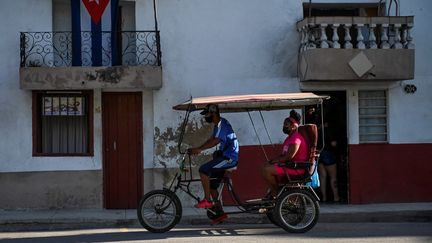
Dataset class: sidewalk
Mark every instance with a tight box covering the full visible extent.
[1,203,431,231]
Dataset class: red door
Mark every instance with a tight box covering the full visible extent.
[102,92,143,209]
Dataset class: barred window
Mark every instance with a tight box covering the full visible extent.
[358,90,387,143]
[33,91,93,156]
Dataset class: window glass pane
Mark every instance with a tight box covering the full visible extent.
[359,125,387,134]
[358,90,387,143]
[359,117,386,125]
[359,107,386,115]
[39,94,89,154]
[360,134,387,142]
[358,90,385,98]
[359,98,386,107]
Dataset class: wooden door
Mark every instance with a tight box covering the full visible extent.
[102,92,143,209]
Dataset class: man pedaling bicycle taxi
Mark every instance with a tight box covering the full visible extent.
[187,104,239,214]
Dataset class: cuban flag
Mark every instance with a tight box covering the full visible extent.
[71,0,119,66]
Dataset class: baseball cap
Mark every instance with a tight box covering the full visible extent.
[200,104,219,115]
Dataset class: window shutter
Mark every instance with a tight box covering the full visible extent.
[358,90,387,143]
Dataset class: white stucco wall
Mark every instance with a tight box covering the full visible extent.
[141,0,432,167]
[389,0,432,143]
[1,0,431,173]
[0,0,103,173]
[301,0,432,145]
[137,0,305,167]
[0,0,147,173]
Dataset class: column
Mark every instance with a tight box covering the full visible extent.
[380,24,390,49]
[319,24,329,48]
[307,24,316,49]
[406,24,415,49]
[299,26,306,51]
[392,24,403,49]
[331,24,340,48]
[343,24,353,49]
[356,24,366,49]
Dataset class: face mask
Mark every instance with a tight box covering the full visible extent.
[283,126,290,134]
[205,115,213,123]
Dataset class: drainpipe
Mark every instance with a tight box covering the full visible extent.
[308,0,312,18]
[153,0,162,66]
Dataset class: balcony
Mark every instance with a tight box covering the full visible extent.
[297,16,414,82]
[19,31,162,90]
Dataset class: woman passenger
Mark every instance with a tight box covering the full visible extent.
[262,110,308,197]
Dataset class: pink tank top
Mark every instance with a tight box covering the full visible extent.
[282,131,308,162]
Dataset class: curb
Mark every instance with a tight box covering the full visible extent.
[1,209,431,231]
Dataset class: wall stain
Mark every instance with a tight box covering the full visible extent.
[85,67,125,84]
[154,116,215,170]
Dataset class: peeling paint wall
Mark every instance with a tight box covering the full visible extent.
[20,66,162,90]
[137,0,304,169]
[154,117,213,168]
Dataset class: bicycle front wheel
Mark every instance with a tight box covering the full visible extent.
[137,189,182,233]
[274,189,319,233]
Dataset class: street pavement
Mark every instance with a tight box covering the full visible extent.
[0,223,431,242]
[1,202,431,231]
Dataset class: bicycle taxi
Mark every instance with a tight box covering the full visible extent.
[137,92,329,233]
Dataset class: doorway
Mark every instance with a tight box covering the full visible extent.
[102,92,143,209]
[305,91,348,203]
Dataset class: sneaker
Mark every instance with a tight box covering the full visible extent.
[211,213,228,225]
[194,199,214,209]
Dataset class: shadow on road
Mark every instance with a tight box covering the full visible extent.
[1,223,432,242]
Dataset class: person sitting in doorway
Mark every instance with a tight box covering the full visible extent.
[188,104,239,209]
[262,110,308,198]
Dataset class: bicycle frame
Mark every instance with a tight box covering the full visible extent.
[164,153,248,213]
[163,152,320,216]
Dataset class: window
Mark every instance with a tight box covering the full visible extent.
[302,3,384,18]
[33,91,93,156]
[358,90,387,143]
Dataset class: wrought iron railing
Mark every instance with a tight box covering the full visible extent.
[20,31,161,67]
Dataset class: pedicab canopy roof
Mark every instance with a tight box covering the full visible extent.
[173,92,330,113]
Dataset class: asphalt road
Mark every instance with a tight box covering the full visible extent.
[1,223,431,243]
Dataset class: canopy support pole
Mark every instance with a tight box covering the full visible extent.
[258,111,275,149]
[247,111,269,161]
[177,100,193,154]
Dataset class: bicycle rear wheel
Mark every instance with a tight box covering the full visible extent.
[266,211,281,227]
[137,189,182,233]
[274,189,319,233]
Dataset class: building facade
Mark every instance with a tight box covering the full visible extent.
[0,0,431,209]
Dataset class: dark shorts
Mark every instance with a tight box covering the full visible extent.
[199,156,238,189]
[319,150,337,166]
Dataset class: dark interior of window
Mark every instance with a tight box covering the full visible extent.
[33,91,93,156]
[302,3,385,18]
